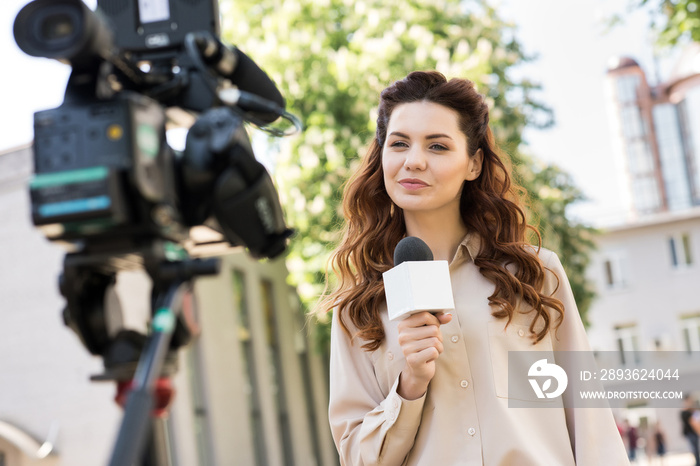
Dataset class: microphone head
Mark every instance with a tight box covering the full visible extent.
[393,236,433,266]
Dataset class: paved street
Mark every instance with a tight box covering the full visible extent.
[632,452,696,465]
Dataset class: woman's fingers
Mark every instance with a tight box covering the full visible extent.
[396,311,451,399]
[397,322,442,346]
[435,312,452,325]
[406,346,441,366]
[398,311,442,331]
[401,336,444,358]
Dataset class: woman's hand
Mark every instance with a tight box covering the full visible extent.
[396,311,452,400]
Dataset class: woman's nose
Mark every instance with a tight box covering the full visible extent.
[403,147,427,170]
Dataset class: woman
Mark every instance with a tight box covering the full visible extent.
[323,71,628,465]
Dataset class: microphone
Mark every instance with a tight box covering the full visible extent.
[383,237,455,321]
[192,33,284,123]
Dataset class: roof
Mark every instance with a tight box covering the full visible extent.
[607,56,641,72]
[602,206,700,234]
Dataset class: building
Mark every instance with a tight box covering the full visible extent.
[605,44,700,217]
[586,45,700,456]
[0,145,337,465]
[586,207,700,453]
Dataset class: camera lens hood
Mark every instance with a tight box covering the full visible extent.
[14,0,113,67]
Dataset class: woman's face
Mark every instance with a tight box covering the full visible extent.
[382,100,481,218]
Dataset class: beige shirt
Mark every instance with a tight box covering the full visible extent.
[329,233,629,465]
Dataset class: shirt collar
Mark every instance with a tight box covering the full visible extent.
[450,231,481,266]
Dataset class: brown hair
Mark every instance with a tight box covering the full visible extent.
[320,71,564,350]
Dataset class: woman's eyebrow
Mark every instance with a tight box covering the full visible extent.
[388,131,454,140]
[426,133,453,140]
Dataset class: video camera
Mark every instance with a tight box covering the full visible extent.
[14,0,293,259]
[13,1,297,463]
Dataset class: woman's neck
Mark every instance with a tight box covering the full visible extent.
[403,211,468,263]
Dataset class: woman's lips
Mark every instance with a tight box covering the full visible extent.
[398,179,429,190]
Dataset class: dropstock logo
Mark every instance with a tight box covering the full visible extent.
[528,359,568,399]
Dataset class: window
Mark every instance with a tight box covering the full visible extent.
[615,325,641,365]
[186,340,213,466]
[232,269,267,466]
[681,315,700,354]
[678,87,700,202]
[654,103,693,211]
[616,75,641,104]
[631,176,662,214]
[620,105,646,139]
[603,251,627,289]
[626,140,655,175]
[292,289,323,466]
[669,233,693,268]
[260,279,295,465]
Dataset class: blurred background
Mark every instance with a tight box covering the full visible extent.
[1,0,699,464]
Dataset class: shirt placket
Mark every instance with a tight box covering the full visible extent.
[441,305,484,464]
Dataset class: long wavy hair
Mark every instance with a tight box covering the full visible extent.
[320,71,564,351]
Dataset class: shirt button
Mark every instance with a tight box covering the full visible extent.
[460,380,469,388]
[468,427,476,436]
[451,335,459,343]
[392,398,400,410]
[387,352,394,360]
[518,329,525,337]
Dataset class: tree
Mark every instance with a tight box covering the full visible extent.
[644,0,700,46]
[524,162,597,327]
[610,1,700,47]
[223,0,597,344]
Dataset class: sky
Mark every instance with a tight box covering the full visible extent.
[0,0,680,227]
[498,0,680,226]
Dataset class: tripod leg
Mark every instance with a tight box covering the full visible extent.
[140,417,174,466]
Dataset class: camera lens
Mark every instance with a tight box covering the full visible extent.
[40,13,76,42]
[32,8,82,52]
[15,1,83,56]
[14,0,112,66]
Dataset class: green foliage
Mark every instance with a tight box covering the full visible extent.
[626,0,700,47]
[523,161,598,327]
[223,0,597,347]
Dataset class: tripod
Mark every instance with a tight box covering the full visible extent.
[60,242,220,465]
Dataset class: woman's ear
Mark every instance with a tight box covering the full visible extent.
[465,148,484,181]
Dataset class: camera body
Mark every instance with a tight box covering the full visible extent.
[14,0,292,260]
[30,92,187,246]
[98,0,219,57]
[14,0,293,369]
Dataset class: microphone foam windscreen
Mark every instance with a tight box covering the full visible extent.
[393,236,433,266]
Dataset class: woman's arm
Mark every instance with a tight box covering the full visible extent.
[328,310,426,465]
[545,251,630,466]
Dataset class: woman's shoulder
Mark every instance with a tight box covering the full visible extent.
[520,244,561,269]
[536,246,559,267]
[524,246,567,292]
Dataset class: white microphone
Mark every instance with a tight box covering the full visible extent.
[383,237,455,321]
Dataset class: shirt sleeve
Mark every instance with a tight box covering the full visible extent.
[328,309,426,465]
[544,251,631,466]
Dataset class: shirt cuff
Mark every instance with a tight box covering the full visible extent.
[385,375,427,431]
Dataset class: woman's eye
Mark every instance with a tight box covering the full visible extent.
[390,141,408,148]
[430,144,448,151]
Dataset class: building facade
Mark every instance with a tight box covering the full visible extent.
[586,207,700,454]
[606,44,700,217]
[587,46,700,456]
[0,145,337,465]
